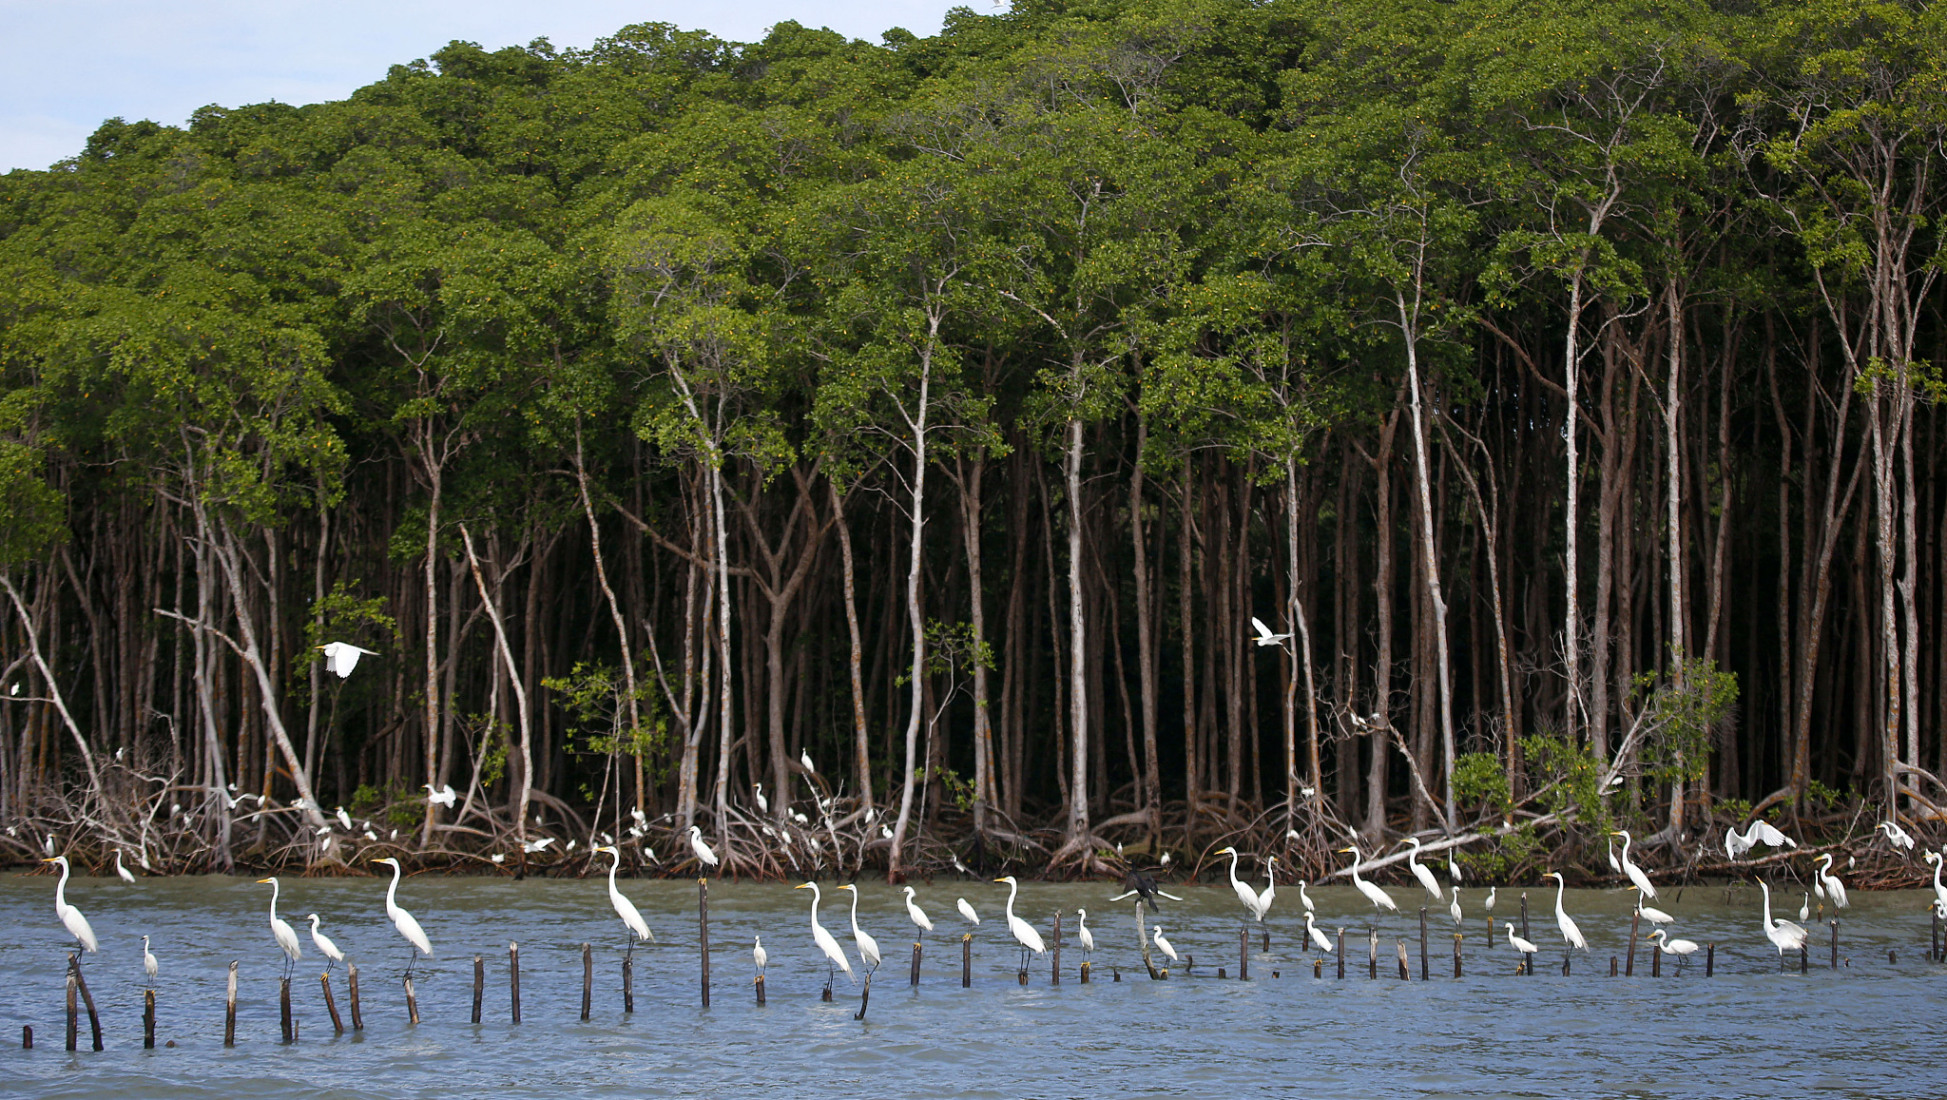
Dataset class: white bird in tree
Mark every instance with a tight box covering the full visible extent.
[1755,879,1808,961]
[753,783,769,815]
[1610,830,1656,899]
[1304,912,1334,953]
[335,806,354,831]
[956,898,980,926]
[793,882,853,989]
[1403,837,1444,901]
[424,784,457,808]
[595,845,654,952]
[800,749,816,775]
[319,642,379,679]
[1544,872,1587,955]
[1249,616,1292,647]
[689,825,721,869]
[43,856,98,952]
[1875,820,1916,853]
[1724,819,1798,860]
[1339,845,1399,913]
[114,849,136,884]
[307,914,346,971]
[256,877,303,979]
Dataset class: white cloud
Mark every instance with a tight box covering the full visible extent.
[1,1,971,172]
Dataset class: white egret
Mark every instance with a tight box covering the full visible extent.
[522,837,555,854]
[753,935,768,974]
[1485,885,1497,913]
[306,913,346,971]
[1813,854,1849,909]
[1304,912,1334,953]
[1505,922,1539,963]
[1217,846,1269,923]
[1403,837,1444,901]
[1447,855,1463,884]
[1875,820,1916,852]
[956,898,980,925]
[1338,845,1399,913]
[1249,616,1291,647]
[800,749,816,774]
[1924,851,1947,913]
[1606,835,1621,874]
[1295,880,1316,914]
[1629,886,1674,926]
[994,875,1047,971]
[836,884,882,976]
[1798,892,1811,923]
[793,882,854,988]
[1150,925,1179,963]
[371,857,434,975]
[335,806,354,831]
[1256,856,1278,917]
[256,877,303,979]
[595,845,654,953]
[114,849,136,884]
[43,833,55,858]
[42,856,99,952]
[142,934,159,980]
[1754,879,1808,960]
[424,784,457,808]
[1076,907,1096,960]
[1544,872,1587,954]
[1610,830,1656,899]
[753,783,768,814]
[902,886,934,938]
[688,825,721,869]
[319,642,379,678]
[1725,819,1798,860]
[1647,929,1700,970]
[1448,888,1463,926]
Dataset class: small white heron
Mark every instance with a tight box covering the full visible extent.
[256,877,303,978]
[836,884,882,977]
[371,857,434,976]
[1076,907,1096,960]
[307,913,346,972]
[1725,820,1797,860]
[1875,820,1916,852]
[1505,922,1539,964]
[753,935,768,974]
[42,856,98,952]
[1304,912,1334,953]
[753,783,769,814]
[956,898,980,925]
[1150,925,1179,963]
[689,825,721,869]
[424,784,457,808]
[793,882,854,989]
[994,876,1046,971]
[902,886,934,939]
[595,845,654,953]
[1629,886,1674,926]
[114,849,136,884]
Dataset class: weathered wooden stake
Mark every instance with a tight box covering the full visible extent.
[854,971,873,1021]
[1608,956,1618,977]
[65,968,77,1052]
[624,955,635,1013]
[1453,932,1462,978]
[1239,927,1249,981]
[1395,940,1409,980]
[509,943,521,1024]
[1051,912,1062,985]
[754,973,766,1005]
[70,954,102,1051]
[1799,944,1808,973]
[1705,942,1715,977]
[1136,901,1161,980]
[1081,960,1091,983]
[1367,928,1378,980]
[144,988,157,1048]
[581,943,593,1021]
[280,977,293,1043]
[471,956,484,1024]
[23,1025,32,1049]
[1625,909,1641,976]
[910,942,922,987]
[1829,919,1839,970]
[224,962,238,1047]
[322,973,344,1033]
[1519,893,1530,942]
[962,933,972,988]
[1561,952,1571,977]
[1314,958,1323,978]
[1336,929,1346,979]
[1419,908,1429,980]
[1262,924,1270,953]
[404,974,419,1025]
[348,963,363,1030]
[1651,945,1661,978]
[698,878,711,1008]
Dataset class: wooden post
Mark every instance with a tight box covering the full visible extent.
[1081,960,1091,983]
[962,933,972,988]
[854,972,872,1021]
[1609,956,1618,977]
[698,878,711,1008]
[1519,893,1529,942]
[471,956,484,1024]
[1933,909,1941,962]
[1705,943,1714,977]
[404,974,419,1025]
[581,943,593,1022]
[280,977,293,1043]
[1799,944,1808,973]
[1561,952,1571,977]
[1395,940,1409,980]
[1651,945,1661,977]
[624,955,635,1014]
[144,988,156,1048]
[509,943,521,1024]
[755,972,766,1005]
[1136,901,1161,980]
[65,967,77,1052]
[1453,932,1462,978]
[1625,909,1640,976]
[1314,958,1323,978]
[1829,919,1839,970]
[1336,929,1345,979]
[910,942,922,988]
[348,963,363,1030]
[22,1025,31,1049]
[224,962,237,1047]
[1051,912,1062,986]
[1239,927,1249,981]
[69,954,102,1051]
[322,973,344,1033]
[1262,923,1270,953]
[1367,928,1378,980]
[1419,908,1429,981]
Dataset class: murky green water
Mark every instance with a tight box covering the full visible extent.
[1,870,1942,1098]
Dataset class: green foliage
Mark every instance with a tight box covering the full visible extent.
[1452,751,1512,815]
[1458,823,1543,883]
[542,660,667,762]
[1521,728,1609,831]
[1635,657,1739,787]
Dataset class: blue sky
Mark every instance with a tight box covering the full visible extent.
[1,1,979,173]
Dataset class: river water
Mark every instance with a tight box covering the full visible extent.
[1,870,1941,1098]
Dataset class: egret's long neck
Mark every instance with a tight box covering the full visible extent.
[1006,880,1019,920]
[608,856,621,892]
[807,885,822,927]
[386,863,402,913]
[848,888,861,930]
[1346,850,1364,886]
[1759,881,1773,927]
[54,860,69,908]
[1227,850,1242,888]
[1553,878,1566,915]
[268,880,280,921]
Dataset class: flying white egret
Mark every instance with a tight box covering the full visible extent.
[306,913,346,971]
[1754,879,1808,960]
[1629,886,1674,926]
[1338,845,1399,912]
[1217,846,1269,923]
[1304,912,1334,953]
[836,884,882,976]
[1448,888,1463,926]
[595,845,654,953]
[1647,929,1700,970]
[1150,925,1179,963]
[256,877,303,979]
[957,898,980,925]
[793,882,854,989]
[1813,854,1849,909]
[1610,830,1656,899]
[1544,872,1587,954]
[689,825,721,869]
[1875,820,1916,852]
[753,935,768,974]
[142,934,159,980]
[1076,907,1096,960]
[42,856,98,952]
[1249,616,1292,647]
[114,849,136,884]
[1295,880,1316,914]
[371,857,434,975]
[522,837,555,854]
[1402,837,1444,901]
[319,642,379,679]
[902,886,934,939]
[1725,819,1798,860]
[1505,922,1539,964]
[753,783,769,814]
[995,876,1047,971]
[424,784,457,808]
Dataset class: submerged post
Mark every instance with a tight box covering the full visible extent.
[509,943,521,1024]
[624,954,635,1014]
[1453,932,1463,979]
[348,963,363,1030]
[280,977,293,1043]
[1395,940,1409,980]
[1829,919,1839,970]
[70,955,102,1052]
[404,974,419,1025]
[581,944,593,1022]
[1626,909,1641,977]
[1419,908,1429,981]
[911,942,922,988]
[1705,943,1715,977]
[1051,912,1062,986]
[1336,929,1346,980]
[144,988,157,1048]
[1239,927,1249,981]
[962,934,972,988]
[698,878,711,1008]
[224,961,238,1047]
[1651,944,1661,978]
[322,972,345,1033]
[471,955,484,1024]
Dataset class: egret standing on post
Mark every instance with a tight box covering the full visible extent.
[836,884,882,977]
[689,825,721,870]
[1402,837,1444,901]
[1339,845,1399,913]
[595,845,654,954]
[307,914,346,972]
[902,886,934,942]
[42,856,98,953]
[371,857,433,976]
[1544,872,1587,959]
[1075,907,1096,962]
[793,882,854,989]
[956,898,981,926]
[994,876,1046,972]
[142,935,159,980]
[257,877,303,979]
